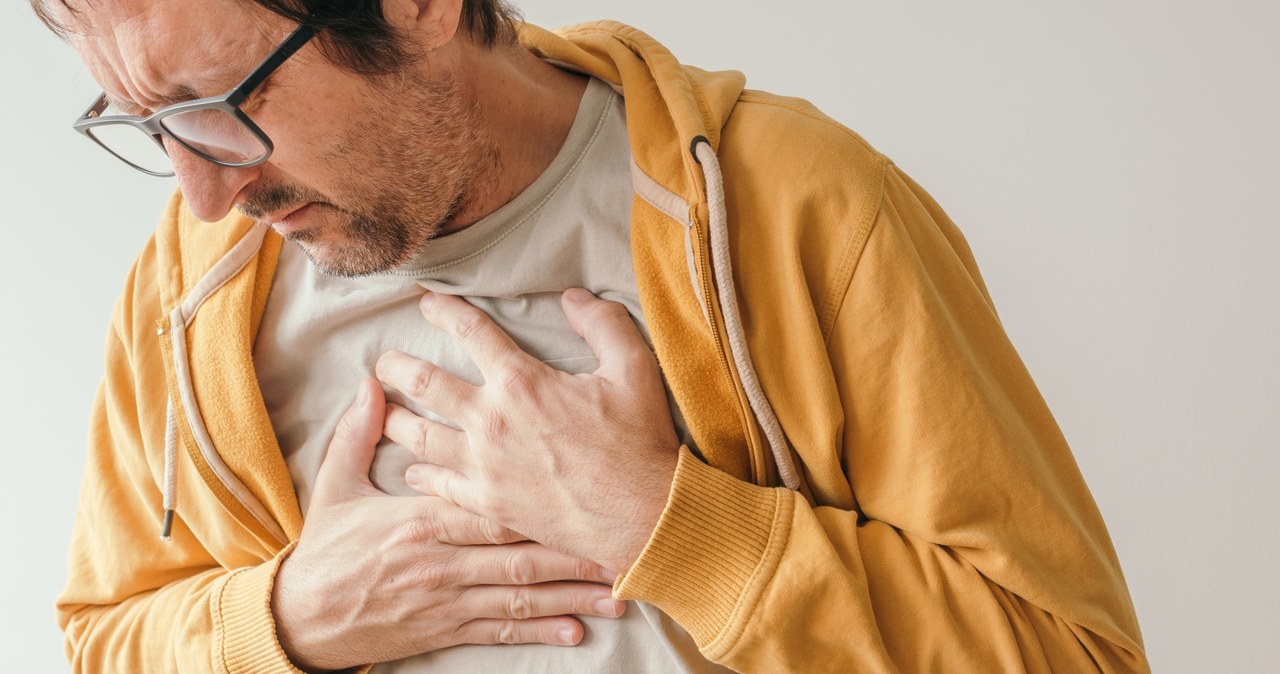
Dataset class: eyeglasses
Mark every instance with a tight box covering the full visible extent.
[71,24,316,177]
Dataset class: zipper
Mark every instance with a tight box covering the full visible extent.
[690,209,765,487]
[155,223,290,548]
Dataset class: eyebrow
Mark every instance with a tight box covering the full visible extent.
[104,64,246,115]
[103,84,198,115]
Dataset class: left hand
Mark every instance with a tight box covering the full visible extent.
[376,288,680,574]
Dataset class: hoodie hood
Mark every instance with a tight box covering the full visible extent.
[520,22,746,212]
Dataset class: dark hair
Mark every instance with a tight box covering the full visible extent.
[30,0,523,75]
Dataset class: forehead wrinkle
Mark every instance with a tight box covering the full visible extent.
[70,8,168,110]
[167,24,280,97]
[87,26,151,110]
[81,2,281,110]
[121,22,212,104]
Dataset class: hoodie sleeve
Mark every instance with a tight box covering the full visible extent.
[616,164,1149,673]
[55,267,309,673]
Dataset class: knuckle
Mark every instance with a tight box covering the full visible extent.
[504,549,536,585]
[411,419,433,457]
[435,472,456,503]
[449,622,473,647]
[478,484,508,522]
[497,620,520,645]
[331,410,360,443]
[482,518,511,545]
[398,516,431,544]
[410,362,438,399]
[498,364,536,399]
[453,309,487,343]
[416,562,447,590]
[572,557,594,581]
[399,511,451,549]
[506,588,534,619]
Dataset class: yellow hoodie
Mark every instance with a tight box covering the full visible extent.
[57,21,1148,673]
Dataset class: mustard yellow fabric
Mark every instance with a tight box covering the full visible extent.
[57,21,1148,673]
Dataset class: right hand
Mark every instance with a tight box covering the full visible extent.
[271,378,625,672]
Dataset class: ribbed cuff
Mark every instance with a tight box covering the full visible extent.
[213,542,308,674]
[615,446,791,649]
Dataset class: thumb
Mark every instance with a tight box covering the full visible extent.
[314,378,386,501]
[561,288,658,382]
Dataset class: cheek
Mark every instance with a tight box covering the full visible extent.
[258,99,379,177]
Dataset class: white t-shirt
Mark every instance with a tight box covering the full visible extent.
[254,77,727,673]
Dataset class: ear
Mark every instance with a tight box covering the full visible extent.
[382,0,465,50]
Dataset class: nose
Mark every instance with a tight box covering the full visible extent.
[165,139,259,223]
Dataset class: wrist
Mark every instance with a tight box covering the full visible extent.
[213,542,313,673]
[611,445,681,573]
[271,547,337,673]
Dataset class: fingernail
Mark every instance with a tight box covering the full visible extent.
[601,568,620,583]
[421,291,436,312]
[594,598,624,617]
[564,287,592,302]
[405,465,420,488]
[558,626,577,645]
[356,383,370,407]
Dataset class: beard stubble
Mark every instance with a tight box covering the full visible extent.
[241,66,495,278]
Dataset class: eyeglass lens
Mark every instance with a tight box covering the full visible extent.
[88,101,269,174]
[161,109,266,164]
[85,124,172,175]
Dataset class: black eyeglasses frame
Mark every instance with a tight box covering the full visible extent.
[71,24,317,177]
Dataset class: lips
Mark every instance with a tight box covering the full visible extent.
[267,203,316,236]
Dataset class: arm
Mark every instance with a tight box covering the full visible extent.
[57,319,302,673]
[614,165,1149,672]
[372,164,1148,671]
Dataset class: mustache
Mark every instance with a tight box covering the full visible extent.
[238,184,326,221]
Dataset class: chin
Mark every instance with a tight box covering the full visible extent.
[295,237,405,279]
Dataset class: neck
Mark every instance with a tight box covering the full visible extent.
[438,42,589,234]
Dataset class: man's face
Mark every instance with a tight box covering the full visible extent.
[65,0,493,276]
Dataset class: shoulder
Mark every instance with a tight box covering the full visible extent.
[716,90,892,328]
[721,89,889,207]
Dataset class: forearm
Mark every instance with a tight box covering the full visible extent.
[617,450,1148,673]
[61,320,306,673]
[59,545,305,674]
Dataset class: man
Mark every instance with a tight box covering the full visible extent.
[41,0,1149,671]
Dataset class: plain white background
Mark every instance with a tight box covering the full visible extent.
[2,1,1276,671]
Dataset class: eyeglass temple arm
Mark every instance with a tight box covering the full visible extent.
[226,24,317,107]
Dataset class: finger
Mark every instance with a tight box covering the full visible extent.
[455,616,585,647]
[454,541,617,586]
[461,582,626,622]
[384,404,469,469]
[376,350,476,422]
[405,462,483,515]
[560,288,659,383]
[415,498,527,546]
[420,292,536,384]
[314,378,386,500]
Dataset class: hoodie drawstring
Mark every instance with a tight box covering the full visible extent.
[692,138,802,491]
[161,398,177,540]
[151,222,290,545]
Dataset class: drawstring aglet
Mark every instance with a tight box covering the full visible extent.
[160,509,175,540]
